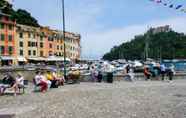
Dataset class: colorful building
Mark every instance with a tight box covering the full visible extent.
[65,32,81,61]
[15,24,42,64]
[0,11,81,66]
[13,25,81,65]
[0,12,16,66]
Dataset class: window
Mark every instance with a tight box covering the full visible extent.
[48,36,54,41]
[19,33,23,38]
[20,50,23,56]
[8,35,12,41]
[49,51,53,56]
[19,41,23,47]
[33,50,36,56]
[40,42,43,48]
[33,34,36,38]
[28,50,31,55]
[8,25,13,30]
[59,52,62,56]
[40,36,42,41]
[61,46,63,50]
[0,23,4,29]
[0,34,5,41]
[49,44,52,48]
[28,41,31,47]
[57,45,59,50]
[0,46,5,54]
[28,33,31,38]
[32,42,35,47]
[40,51,43,57]
[8,46,13,55]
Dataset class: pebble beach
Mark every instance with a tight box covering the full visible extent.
[0,80,186,118]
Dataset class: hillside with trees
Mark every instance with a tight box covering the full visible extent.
[102,28,186,61]
[0,0,40,27]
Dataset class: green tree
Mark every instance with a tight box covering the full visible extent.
[0,0,40,27]
[103,29,186,61]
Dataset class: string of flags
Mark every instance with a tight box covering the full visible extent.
[149,0,186,13]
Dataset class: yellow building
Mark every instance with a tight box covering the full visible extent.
[65,32,81,61]
[14,25,81,65]
[16,24,41,64]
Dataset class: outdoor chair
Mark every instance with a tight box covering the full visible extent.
[32,78,41,92]
[18,80,28,94]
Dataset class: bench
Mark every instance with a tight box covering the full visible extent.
[0,80,28,95]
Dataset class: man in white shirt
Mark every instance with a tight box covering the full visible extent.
[34,71,47,92]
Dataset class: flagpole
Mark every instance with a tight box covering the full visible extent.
[61,0,67,80]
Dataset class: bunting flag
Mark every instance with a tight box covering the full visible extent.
[169,4,174,8]
[149,0,186,13]
[175,5,183,10]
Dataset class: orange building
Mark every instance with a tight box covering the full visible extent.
[1,21,81,65]
[0,12,16,66]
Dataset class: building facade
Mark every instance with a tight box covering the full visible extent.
[151,25,171,34]
[0,12,81,65]
[12,24,81,65]
[0,12,16,65]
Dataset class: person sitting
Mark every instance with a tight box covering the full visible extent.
[72,69,81,83]
[34,71,48,92]
[52,71,65,86]
[40,71,51,90]
[11,73,24,96]
[1,73,16,95]
[46,71,58,88]
[2,73,15,87]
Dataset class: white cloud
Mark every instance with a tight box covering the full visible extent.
[81,16,186,59]
[14,0,186,59]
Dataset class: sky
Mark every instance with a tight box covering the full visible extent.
[12,0,186,59]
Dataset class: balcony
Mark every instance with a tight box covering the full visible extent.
[0,18,16,25]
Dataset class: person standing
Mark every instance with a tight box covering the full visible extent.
[90,66,97,82]
[168,64,175,82]
[144,66,151,81]
[126,64,130,74]
[97,71,103,83]
[160,64,166,81]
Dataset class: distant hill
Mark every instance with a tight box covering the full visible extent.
[0,0,40,27]
[102,26,186,61]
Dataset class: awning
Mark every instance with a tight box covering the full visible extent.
[28,57,46,61]
[46,56,71,62]
[0,56,15,60]
[17,57,27,62]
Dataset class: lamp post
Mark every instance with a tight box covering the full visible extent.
[61,0,67,79]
